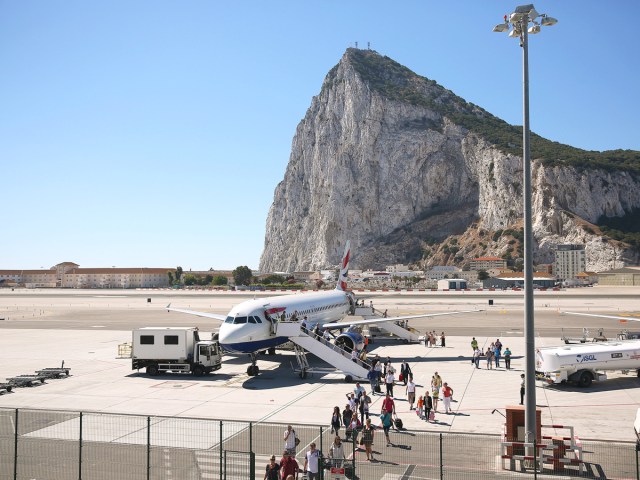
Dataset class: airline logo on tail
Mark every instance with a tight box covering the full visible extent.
[337,241,351,291]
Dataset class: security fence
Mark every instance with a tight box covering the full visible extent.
[0,407,637,480]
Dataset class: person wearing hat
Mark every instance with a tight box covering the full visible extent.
[264,454,280,480]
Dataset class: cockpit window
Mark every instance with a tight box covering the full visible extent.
[252,316,263,323]
[233,316,248,324]
[248,317,256,324]
[225,316,234,323]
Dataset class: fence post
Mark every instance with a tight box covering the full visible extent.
[635,441,639,480]
[13,409,18,480]
[439,433,443,480]
[219,420,223,480]
[320,426,324,480]
[146,416,151,480]
[78,412,83,480]
[249,422,254,479]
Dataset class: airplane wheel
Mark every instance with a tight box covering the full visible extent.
[247,365,255,376]
[344,375,353,383]
[268,347,276,355]
[254,365,260,375]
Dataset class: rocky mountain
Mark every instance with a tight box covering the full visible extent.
[259,48,640,272]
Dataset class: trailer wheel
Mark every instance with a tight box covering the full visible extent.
[146,364,159,377]
[192,365,205,377]
[578,371,593,388]
[344,375,353,383]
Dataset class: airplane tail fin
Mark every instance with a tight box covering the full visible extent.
[336,241,351,291]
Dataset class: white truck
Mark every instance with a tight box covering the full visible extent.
[535,340,640,387]
[132,327,222,377]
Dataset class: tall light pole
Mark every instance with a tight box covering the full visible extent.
[493,4,557,463]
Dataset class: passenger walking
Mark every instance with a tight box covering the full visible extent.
[471,336,478,351]
[361,418,375,461]
[385,369,395,397]
[264,454,280,480]
[342,405,353,433]
[504,347,512,370]
[416,394,424,419]
[367,366,378,395]
[400,360,411,386]
[442,382,454,414]
[432,386,440,412]
[473,347,481,369]
[330,406,342,437]
[520,374,525,405]
[358,392,371,424]
[303,442,320,480]
[379,408,393,446]
[381,392,396,416]
[346,412,361,441]
[440,332,446,347]
[406,374,416,410]
[329,436,344,468]
[486,348,494,369]
[424,391,433,422]
[283,425,297,456]
[351,348,358,363]
[279,451,299,480]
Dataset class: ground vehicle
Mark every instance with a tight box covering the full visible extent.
[536,340,640,387]
[132,327,222,376]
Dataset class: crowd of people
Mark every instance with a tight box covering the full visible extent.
[265,354,462,478]
[470,337,513,370]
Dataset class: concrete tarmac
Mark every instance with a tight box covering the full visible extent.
[0,286,639,445]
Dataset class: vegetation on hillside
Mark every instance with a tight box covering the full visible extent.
[339,49,640,173]
[597,207,640,250]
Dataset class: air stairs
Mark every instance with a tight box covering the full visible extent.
[275,322,370,382]
[353,307,422,343]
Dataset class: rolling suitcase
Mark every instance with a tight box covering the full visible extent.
[394,417,403,429]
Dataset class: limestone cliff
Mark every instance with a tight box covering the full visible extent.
[260,49,640,272]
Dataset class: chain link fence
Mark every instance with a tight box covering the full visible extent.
[0,407,637,479]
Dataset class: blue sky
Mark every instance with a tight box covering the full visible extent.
[1,1,638,271]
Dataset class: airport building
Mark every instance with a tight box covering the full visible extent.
[470,256,507,271]
[0,263,171,288]
[554,244,586,280]
[596,267,640,286]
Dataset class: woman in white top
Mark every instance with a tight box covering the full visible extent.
[329,436,344,467]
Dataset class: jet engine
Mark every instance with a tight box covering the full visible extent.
[334,329,365,352]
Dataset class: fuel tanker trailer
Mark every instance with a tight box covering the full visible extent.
[535,340,640,387]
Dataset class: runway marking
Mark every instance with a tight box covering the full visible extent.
[91,325,106,328]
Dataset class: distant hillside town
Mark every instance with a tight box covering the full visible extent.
[1,244,638,289]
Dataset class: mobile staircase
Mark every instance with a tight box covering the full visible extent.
[353,306,422,343]
[275,322,370,382]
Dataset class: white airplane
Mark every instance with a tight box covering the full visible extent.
[168,241,477,376]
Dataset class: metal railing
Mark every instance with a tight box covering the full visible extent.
[0,407,636,479]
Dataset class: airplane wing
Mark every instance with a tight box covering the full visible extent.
[561,311,640,322]
[323,310,481,329]
[166,304,227,322]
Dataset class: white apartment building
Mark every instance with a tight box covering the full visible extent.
[554,244,586,280]
[425,266,461,280]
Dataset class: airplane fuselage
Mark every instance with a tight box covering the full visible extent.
[218,289,353,354]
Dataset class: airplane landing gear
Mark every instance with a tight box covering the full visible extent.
[247,353,260,376]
